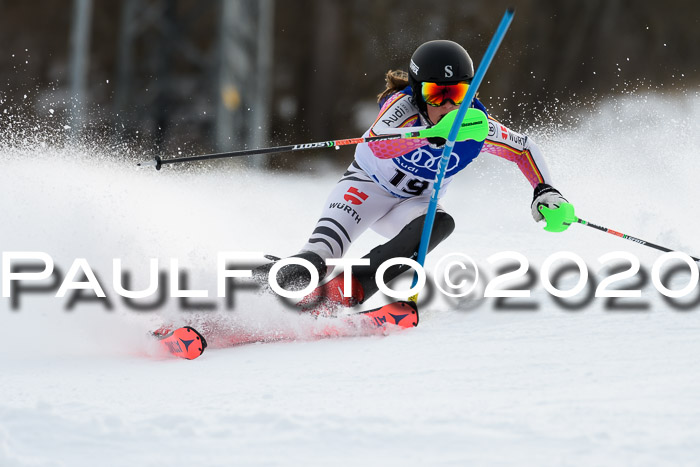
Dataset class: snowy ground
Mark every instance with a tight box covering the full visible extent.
[2,93,700,466]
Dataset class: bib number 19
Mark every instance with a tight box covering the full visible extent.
[389,169,430,196]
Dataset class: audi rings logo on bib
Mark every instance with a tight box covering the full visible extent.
[406,148,461,171]
[393,138,484,182]
[395,147,461,179]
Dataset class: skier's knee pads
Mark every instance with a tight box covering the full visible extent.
[431,212,456,245]
[399,211,455,249]
[354,212,455,302]
[362,212,455,266]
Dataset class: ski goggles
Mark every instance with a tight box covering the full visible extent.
[421,81,470,107]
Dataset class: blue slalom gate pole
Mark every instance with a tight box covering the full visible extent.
[410,8,515,294]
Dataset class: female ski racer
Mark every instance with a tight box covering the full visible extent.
[262,39,570,309]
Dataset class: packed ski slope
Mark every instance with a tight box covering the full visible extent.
[1,93,700,466]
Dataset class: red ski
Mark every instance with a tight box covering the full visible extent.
[153,301,417,359]
[155,326,208,360]
[355,301,418,329]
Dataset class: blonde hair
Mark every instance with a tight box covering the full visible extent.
[377,69,409,103]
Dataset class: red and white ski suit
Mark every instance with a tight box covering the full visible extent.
[300,88,553,260]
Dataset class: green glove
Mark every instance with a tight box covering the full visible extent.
[531,183,575,232]
[539,203,577,232]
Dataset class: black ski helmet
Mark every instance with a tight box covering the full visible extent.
[408,40,474,114]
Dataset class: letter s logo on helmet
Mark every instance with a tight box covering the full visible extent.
[408,40,474,113]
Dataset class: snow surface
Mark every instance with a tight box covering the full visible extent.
[2,93,700,466]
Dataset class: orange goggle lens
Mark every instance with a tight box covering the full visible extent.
[421,82,470,107]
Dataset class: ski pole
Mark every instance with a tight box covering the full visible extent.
[540,203,700,262]
[137,108,488,170]
[409,8,515,302]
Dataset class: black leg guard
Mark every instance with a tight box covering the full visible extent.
[253,251,328,292]
[354,212,455,302]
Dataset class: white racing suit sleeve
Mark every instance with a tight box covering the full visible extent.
[365,92,428,160]
[481,117,553,188]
